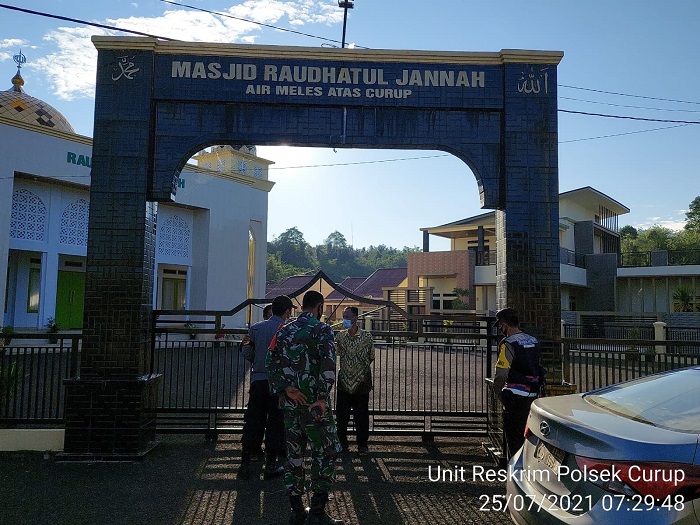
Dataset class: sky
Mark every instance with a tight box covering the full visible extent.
[1,0,699,251]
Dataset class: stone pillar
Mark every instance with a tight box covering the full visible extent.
[497,59,561,383]
[654,321,667,354]
[61,43,161,459]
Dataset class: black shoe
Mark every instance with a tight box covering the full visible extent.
[288,495,308,525]
[238,451,253,480]
[305,492,344,525]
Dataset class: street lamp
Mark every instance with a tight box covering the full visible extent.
[338,0,354,48]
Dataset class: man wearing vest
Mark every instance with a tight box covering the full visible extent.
[493,307,545,461]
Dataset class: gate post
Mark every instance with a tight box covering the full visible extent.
[61,41,162,459]
[496,55,562,383]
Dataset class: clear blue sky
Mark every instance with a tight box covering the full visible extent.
[2,0,699,251]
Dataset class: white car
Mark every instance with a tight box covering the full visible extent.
[507,366,700,524]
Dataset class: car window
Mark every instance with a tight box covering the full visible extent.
[585,368,700,432]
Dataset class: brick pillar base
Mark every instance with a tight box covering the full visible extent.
[59,374,161,460]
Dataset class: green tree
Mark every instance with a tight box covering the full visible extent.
[269,227,318,270]
[636,225,673,252]
[450,287,470,310]
[684,196,700,232]
[619,225,638,240]
[670,228,700,252]
[266,253,309,284]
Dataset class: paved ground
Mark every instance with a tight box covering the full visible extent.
[1,434,514,525]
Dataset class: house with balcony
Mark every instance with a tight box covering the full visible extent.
[408,185,699,323]
[405,187,621,316]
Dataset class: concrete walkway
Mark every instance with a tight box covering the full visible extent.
[1,435,513,525]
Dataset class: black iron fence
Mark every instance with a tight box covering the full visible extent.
[4,327,700,442]
[563,339,700,392]
[564,323,655,340]
[151,337,495,437]
[0,334,80,425]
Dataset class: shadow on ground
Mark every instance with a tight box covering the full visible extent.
[1,435,512,525]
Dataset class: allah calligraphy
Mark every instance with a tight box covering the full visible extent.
[517,67,549,95]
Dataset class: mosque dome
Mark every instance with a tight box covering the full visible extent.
[0,65,75,134]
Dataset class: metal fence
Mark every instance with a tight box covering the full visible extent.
[4,327,699,441]
[564,339,700,392]
[564,323,655,340]
[151,338,494,437]
[0,334,80,425]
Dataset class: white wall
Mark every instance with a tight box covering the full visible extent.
[2,121,271,330]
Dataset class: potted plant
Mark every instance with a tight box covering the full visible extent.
[1,325,13,347]
[45,317,60,344]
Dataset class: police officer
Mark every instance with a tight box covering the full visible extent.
[493,307,545,461]
[267,290,344,525]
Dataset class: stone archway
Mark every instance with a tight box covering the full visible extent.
[62,37,562,457]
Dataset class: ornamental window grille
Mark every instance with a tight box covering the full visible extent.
[59,198,89,246]
[158,215,191,259]
[10,188,47,241]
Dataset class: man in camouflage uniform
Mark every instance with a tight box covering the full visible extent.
[267,290,344,525]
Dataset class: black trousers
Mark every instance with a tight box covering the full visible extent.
[335,390,370,448]
[241,379,285,456]
[501,390,536,461]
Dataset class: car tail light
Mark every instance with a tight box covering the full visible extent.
[574,456,700,501]
[523,423,532,440]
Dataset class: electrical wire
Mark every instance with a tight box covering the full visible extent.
[269,154,447,170]
[559,124,691,144]
[559,109,700,125]
[559,96,700,114]
[0,3,174,40]
[560,84,700,106]
[160,0,370,49]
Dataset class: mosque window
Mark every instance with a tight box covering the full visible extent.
[10,188,47,242]
[157,215,191,259]
[59,198,89,246]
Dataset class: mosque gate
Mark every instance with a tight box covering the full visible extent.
[61,37,562,458]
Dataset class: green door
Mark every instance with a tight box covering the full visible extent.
[55,271,85,329]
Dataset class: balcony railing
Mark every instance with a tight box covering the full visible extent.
[620,249,700,267]
[560,247,586,268]
[475,250,496,266]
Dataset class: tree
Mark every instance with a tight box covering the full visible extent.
[684,196,700,232]
[619,225,638,240]
[269,227,318,270]
[634,225,673,253]
[266,253,308,284]
[324,231,349,250]
[449,287,470,310]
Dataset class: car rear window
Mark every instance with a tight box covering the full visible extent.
[584,368,700,432]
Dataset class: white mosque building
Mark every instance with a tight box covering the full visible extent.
[1,55,274,331]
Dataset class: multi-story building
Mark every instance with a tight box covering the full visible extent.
[412,186,700,321]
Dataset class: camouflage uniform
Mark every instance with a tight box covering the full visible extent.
[267,312,342,496]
